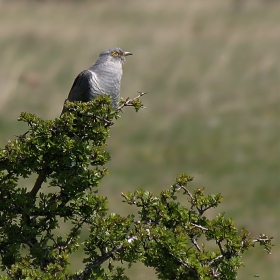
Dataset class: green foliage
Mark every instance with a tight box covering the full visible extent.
[122,175,272,279]
[0,96,272,279]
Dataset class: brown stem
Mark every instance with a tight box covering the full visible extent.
[29,165,48,197]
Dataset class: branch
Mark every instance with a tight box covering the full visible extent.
[216,241,225,255]
[121,192,137,205]
[179,185,195,201]
[252,235,273,253]
[88,114,114,126]
[191,237,201,251]
[167,251,200,278]
[74,244,123,280]
[197,205,214,216]
[118,91,147,110]
[208,254,223,266]
[190,223,208,231]
[53,216,88,253]
[252,237,272,243]
[29,165,49,197]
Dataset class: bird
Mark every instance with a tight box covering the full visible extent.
[61,47,132,114]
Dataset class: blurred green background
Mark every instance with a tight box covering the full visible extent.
[0,0,279,279]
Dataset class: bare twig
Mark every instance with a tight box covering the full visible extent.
[210,267,221,278]
[252,237,272,243]
[191,237,201,251]
[118,91,147,110]
[179,185,195,201]
[121,192,130,200]
[208,254,223,266]
[190,223,208,231]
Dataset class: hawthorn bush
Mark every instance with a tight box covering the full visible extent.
[0,95,272,279]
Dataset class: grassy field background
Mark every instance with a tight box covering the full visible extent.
[0,0,279,279]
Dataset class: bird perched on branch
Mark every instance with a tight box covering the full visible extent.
[61,47,132,114]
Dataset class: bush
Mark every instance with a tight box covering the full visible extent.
[0,96,272,279]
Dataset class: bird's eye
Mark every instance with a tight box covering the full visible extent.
[111,51,119,57]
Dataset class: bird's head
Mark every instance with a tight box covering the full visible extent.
[99,48,133,64]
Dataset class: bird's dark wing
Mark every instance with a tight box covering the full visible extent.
[67,70,96,102]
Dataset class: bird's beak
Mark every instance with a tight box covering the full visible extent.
[123,51,133,56]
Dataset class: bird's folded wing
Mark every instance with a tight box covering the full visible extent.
[67,70,97,102]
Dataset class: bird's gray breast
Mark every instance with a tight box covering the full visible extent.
[90,61,123,109]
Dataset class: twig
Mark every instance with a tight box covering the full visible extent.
[190,223,208,231]
[179,185,195,201]
[252,237,272,243]
[74,244,123,280]
[210,267,221,278]
[88,114,114,125]
[117,91,147,110]
[208,254,223,266]
[197,205,214,216]
[191,237,201,251]
[121,192,137,205]
[168,251,199,277]
[55,216,88,253]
